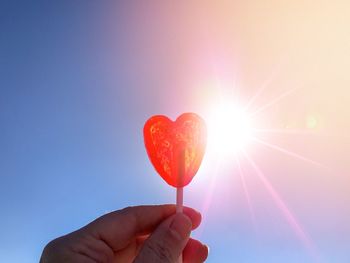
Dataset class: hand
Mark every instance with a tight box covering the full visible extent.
[40,205,209,263]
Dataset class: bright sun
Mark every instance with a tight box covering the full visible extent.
[207,101,253,155]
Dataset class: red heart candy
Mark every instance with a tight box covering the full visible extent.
[144,113,207,188]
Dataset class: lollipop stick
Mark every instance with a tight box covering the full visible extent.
[176,187,183,213]
[176,149,185,263]
[176,187,183,263]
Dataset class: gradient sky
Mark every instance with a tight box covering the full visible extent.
[1,1,350,262]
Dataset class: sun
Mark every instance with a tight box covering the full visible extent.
[207,100,254,156]
[197,78,323,259]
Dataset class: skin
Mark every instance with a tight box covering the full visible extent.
[40,205,209,263]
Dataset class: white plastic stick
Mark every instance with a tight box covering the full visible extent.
[176,186,184,263]
[176,149,185,263]
[176,187,183,213]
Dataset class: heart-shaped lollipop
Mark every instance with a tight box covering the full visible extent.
[144,113,207,187]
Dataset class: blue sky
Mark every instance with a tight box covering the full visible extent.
[0,2,208,261]
[1,1,350,263]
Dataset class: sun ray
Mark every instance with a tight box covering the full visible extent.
[196,155,222,238]
[244,80,269,112]
[244,58,288,112]
[242,151,320,261]
[249,85,301,117]
[234,155,258,233]
[201,168,218,215]
[253,128,319,135]
[252,137,323,167]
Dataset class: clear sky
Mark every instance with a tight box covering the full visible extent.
[1,1,350,262]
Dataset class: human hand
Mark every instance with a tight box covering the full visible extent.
[40,205,209,263]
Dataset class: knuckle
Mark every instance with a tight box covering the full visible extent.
[43,238,59,254]
[40,238,63,262]
[142,239,175,262]
[120,206,134,213]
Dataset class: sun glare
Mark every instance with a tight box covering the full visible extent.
[199,72,323,260]
[208,101,253,156]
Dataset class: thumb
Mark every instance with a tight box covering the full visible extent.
[134,213,192,263]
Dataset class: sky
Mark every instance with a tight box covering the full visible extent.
[1,1,350,262]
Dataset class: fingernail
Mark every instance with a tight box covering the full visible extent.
[202,244,210,262]
[169,214,192,240]
[204,244,210,254]
[195,210,202,220]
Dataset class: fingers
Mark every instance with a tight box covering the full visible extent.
[117,236,208,263]
[84,205,201,251]
[182,206,202,230]
[134,213,192,263]
[183,238,209,263]
[113,235,149,262]
[134,237,209,263]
